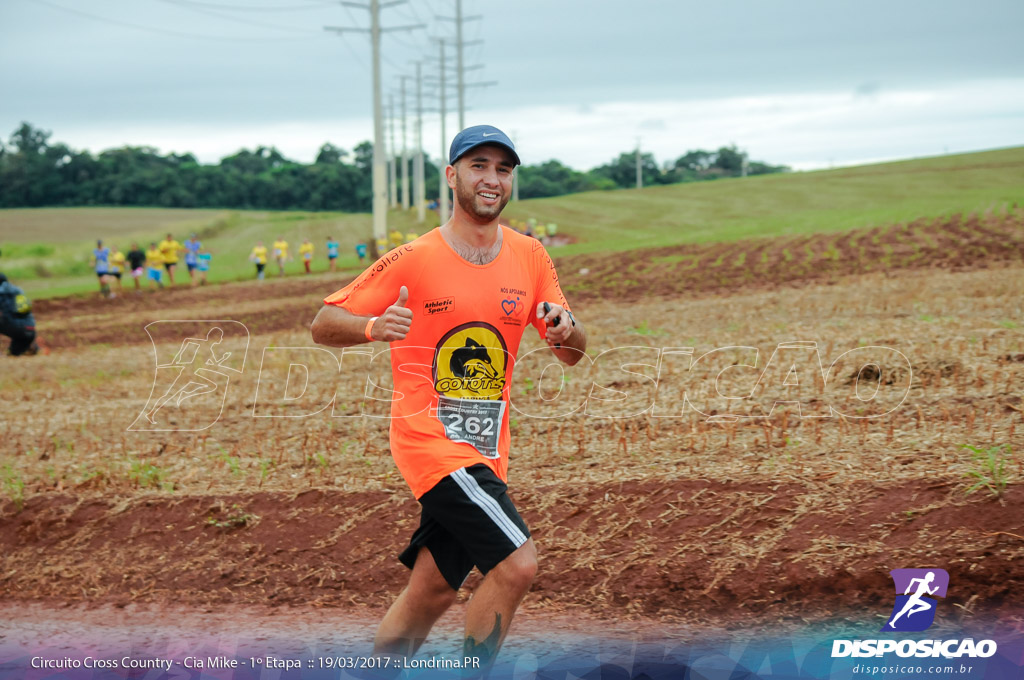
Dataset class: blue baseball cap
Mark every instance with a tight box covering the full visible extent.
[449,125,520,166]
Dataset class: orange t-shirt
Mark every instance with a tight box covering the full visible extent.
[324,226,570,498]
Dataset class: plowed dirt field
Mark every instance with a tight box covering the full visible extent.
[3,210,1023,639]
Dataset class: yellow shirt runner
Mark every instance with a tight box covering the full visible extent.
[159,239,182,264]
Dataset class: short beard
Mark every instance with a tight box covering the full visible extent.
[454,168,509,223]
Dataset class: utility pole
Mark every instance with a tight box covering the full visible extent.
[455,0,464,128]
[414,61,425,223]
[437,38,450,225]
[399,75,410,210]
[635,137,642,190]
[325,0,422,246]
[437,1,482,129]
[388,94,398,208]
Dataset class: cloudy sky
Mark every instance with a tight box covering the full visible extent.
[2,0,1022,170]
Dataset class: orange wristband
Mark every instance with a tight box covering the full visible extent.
[364,316,379,342]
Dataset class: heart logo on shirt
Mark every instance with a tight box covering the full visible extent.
[501,299,517,316]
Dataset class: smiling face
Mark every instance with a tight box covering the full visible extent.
[448,144,515,224]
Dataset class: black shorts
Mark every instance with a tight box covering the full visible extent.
[256,263,265,273]
[164,262,175,272]
[109,271,122,279]
[399,464,530,590]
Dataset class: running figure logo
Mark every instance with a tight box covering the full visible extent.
[881,568,949,632]
[130,321,249,432]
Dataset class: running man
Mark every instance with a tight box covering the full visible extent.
[91,239,111,297]
[388,228,404,250]
[196,250,212,285]
[298,238,314,274]
[250,241,268,281]
[354,241,368,263]
[126,242,146,294]
[108,245,126,294]
[145,242,165,290]
[271,236,289,276]
[183,233,202,286]
[311,125,587,670]
[158,233,183,286]
[326,236,340,271]
[888,571,940,628]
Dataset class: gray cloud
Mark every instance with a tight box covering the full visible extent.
[1,0,1021,167]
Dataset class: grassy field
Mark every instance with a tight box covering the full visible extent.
[0,210,386,297]
[503,146,1024,256]
[1,146,1022,298]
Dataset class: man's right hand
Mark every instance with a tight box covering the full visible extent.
[372,285,413,341]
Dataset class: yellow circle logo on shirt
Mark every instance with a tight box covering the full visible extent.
[432,323,507,400]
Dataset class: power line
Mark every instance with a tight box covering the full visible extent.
[155,0,337,11]
[24,0,311,41]
[153,0,321,33]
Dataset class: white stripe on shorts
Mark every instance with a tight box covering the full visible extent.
[451,467,528,548]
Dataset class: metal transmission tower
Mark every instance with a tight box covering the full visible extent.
[324,0,423,246]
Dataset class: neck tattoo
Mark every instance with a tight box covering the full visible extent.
[445,228,502,265]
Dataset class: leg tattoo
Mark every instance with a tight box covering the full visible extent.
[463,613,502,668]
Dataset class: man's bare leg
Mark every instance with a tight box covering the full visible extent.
[462,539,538,670]
[373,548,458,658]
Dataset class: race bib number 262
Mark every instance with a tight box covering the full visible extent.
[436,396,505,459]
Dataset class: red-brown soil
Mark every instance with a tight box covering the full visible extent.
[3,478,1022,629]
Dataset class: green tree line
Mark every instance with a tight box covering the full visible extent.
[0,122,788,210]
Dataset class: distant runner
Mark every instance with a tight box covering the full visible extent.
[183,234,202,287]
[145,242,165,290]
[299,239,314,274]
[196,250,212,285]
[272,236,289,276]
[250,241,268,281]
[92,239,111,298]
[126,242,146,294]
[388,228,404,250]
[108,245,126,295]
[326,236,340,271]
[158,233,183,286]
